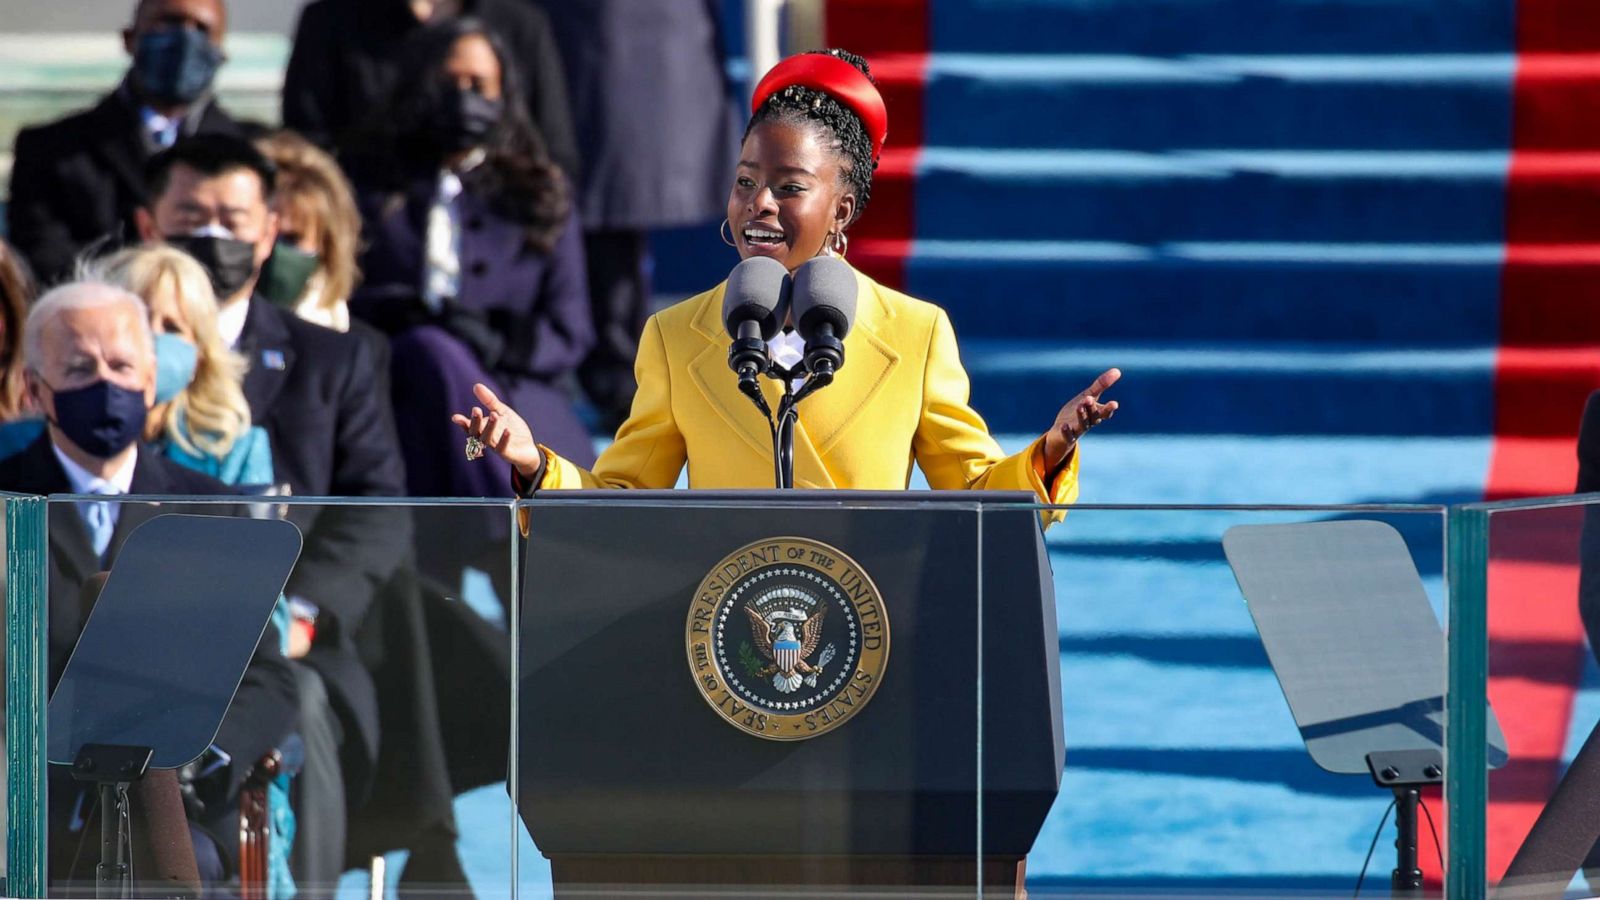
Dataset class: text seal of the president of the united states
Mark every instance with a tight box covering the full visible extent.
[686,537,889,740]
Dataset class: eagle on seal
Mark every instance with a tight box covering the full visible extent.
[747,605,827,694]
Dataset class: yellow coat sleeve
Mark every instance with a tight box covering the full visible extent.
[539,314,687,490]
[912,309,1078,521]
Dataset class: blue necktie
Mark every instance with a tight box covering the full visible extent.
[81,487,114,561]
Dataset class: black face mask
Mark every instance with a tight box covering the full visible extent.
[428,88,503,153]
[132,27,224,107]
[167,234,259,301]
[48,379,149,459]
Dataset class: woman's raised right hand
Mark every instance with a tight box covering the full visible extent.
[451,383,544,479]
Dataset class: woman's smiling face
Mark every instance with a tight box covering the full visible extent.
[727,119,856,273]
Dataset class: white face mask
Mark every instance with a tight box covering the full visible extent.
[188,222,238,240]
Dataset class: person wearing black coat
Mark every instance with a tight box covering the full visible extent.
[6,0,243,284]
[0,279,297,889]
[137,135,418,889]
[281,0,579,180]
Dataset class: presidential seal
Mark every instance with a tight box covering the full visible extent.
[685,537,889,740]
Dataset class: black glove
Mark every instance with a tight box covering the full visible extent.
[439,301,506,368]
[173,744,234,818]
[347,285,434,336]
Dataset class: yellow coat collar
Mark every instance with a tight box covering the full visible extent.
[683,265,902,488]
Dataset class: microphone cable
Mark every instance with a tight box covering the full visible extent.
[1354,799,1397,898]
[1420,797,1445,872]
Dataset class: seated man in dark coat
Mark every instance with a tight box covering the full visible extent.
[0,278,298,889]
[281,0,579,179]
[136,134,417,889]
[6,0,244,283]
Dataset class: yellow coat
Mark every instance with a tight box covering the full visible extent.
[533,267,1078,510]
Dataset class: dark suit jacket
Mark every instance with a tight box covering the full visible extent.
[281,0,579,179]
[6,84,243,283]
[0,435,297,784]
[236,297,409,792]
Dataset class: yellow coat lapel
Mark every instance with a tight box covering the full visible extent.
[681,267,899,489]
[790,271,901,455]
[685,286,775,462]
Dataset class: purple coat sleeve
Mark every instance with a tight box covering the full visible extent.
[512,208,595,378]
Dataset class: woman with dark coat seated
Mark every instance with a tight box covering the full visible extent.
[344,19,596,506]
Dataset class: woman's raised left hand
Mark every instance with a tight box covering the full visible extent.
[1042,368,1121,469]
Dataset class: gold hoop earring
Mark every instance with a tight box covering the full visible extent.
[720,218,737,247]
[832,230,849,257]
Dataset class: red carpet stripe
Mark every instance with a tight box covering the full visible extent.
[1481,0,1600,881]
[825,1,929,290]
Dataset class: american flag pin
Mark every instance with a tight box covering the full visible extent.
[262,350,287,370]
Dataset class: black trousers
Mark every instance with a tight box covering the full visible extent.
[576,229,650,433]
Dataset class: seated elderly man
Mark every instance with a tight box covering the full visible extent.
[0,280,297,890]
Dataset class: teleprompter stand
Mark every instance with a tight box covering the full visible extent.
[1223,520,1508,899]
[48,515,302,898]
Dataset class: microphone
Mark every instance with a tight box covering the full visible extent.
[790,256,857,383]
[722,257,791,393]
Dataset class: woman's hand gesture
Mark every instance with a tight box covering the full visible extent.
[1043,368,1121,469]
[451,383,544,479]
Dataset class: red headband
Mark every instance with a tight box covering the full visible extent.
[750,54,888,162]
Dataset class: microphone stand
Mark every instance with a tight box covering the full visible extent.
[741,361,834,490]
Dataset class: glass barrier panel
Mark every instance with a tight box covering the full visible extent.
[26,496,519,900]
[513,493,983,898]
[983,502,1450,899]
[1447,496,1600,900]
[4,492,48,898]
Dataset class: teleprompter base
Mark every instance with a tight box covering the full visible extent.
[546,854,1028,898]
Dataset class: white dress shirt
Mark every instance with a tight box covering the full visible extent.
[53,442,137,548]
[422,148,487,314]
[217,297,251,350]
[768,328,807,391]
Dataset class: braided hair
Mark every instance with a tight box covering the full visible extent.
[745,49,877,226]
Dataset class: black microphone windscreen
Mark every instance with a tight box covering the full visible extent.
[722,257,790,341]
[791,257,858,338]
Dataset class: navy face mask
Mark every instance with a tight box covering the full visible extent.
[48,379,149,459]
[132,27,224,107]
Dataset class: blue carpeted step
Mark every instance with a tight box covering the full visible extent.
[959,339,1495,435]
[912,149,1509,243]
[1044,435,1489,506]
[900,240,1502,344]
[922,54,1513,151]
[931,0,1514,55]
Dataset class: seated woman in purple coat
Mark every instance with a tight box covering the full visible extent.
[344,17,598,507]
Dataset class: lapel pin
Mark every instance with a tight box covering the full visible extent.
[262,349,287,371]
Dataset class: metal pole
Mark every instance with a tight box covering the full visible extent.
[1391,786,1424,897]
[95,783,129,899]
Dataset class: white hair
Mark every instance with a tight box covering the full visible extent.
[24,280,155,374]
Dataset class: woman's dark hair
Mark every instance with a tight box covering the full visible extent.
[345,18,569,252]
[745,49,877,226]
